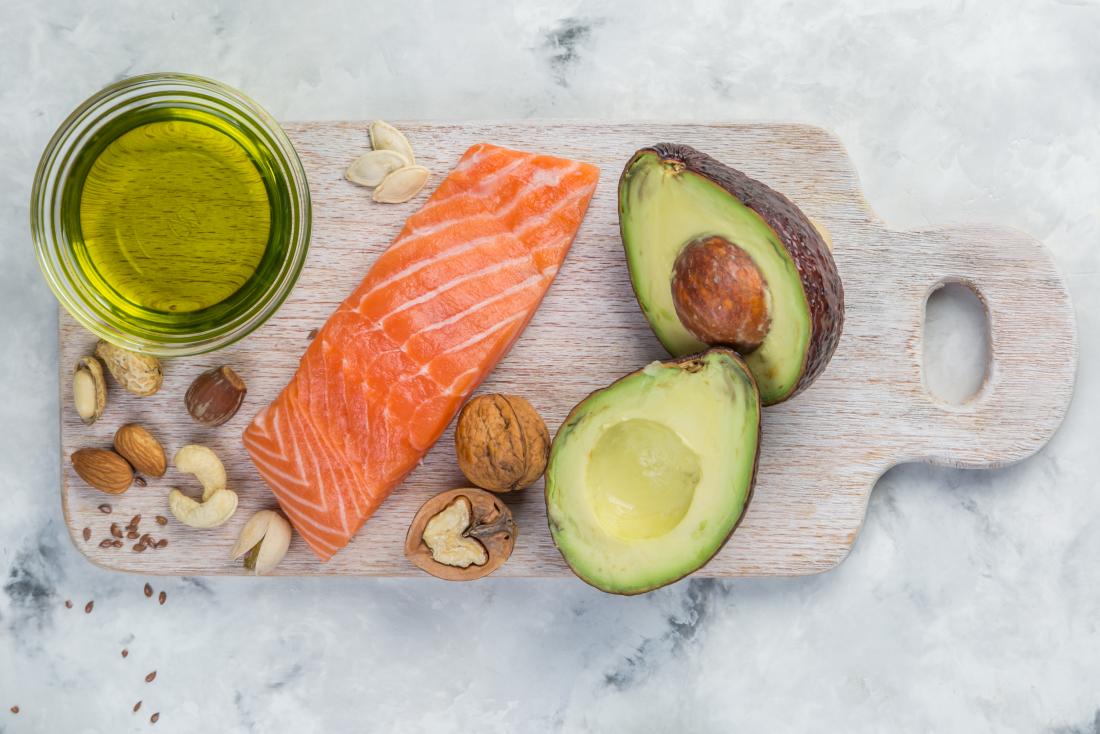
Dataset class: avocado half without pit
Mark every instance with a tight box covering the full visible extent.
[618,143,845,405]
[545,349,760,595]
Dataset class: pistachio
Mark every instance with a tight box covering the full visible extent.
[113,423,167,478]
[346,149,410,187]
[372,165,430,204]
[369,120,416,166]
[73,356,107,424]
[230,510,293,575]
[185,366,247,427]
[95,341,162,397]
[168,445,237,528]
[71,448,133,494]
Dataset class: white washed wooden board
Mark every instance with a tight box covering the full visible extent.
[59,122,1077,578]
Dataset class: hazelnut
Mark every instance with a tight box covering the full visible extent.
[454,394,549,492]
[185,366,247,427]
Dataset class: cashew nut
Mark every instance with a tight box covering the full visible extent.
[422,497,488,568]
[168,444,238,528]
[174,444,226,501]
[230,510,293,575]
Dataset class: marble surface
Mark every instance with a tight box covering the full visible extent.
[1,1,1097,731]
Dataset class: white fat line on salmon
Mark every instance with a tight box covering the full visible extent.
[376,309,527,430]
[360,182,591,303]
[246,435,330,511]
[285,402,353,535]
[383,161,584,257]
[244,436,311,493]
[400,272,546,344]
[268,408,345,518]
[291,353,370,512]
[417,154,536,214]
[352,252,531,316]
[412,150,535,215]
[281,508,341,554]
[371,298,531,404]
[358,232,572,401]
[442,365,482,396]
[418,309,527,371]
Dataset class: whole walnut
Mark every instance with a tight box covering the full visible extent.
[455,394,550,492]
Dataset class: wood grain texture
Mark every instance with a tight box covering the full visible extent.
[59,122,1078,578]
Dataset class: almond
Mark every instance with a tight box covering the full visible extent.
[185,366,247,427]
[113,424,167,478]
[71,448,133,494]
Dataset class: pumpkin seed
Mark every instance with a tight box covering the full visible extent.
[373,166,430,204]
[346,149,409,187]
[369,120,415,165]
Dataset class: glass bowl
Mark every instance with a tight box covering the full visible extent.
[31,73,311,357]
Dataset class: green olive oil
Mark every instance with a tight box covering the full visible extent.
[63,108,292,329]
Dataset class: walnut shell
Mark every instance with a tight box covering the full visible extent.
[404,488,516,581]
[454,394,550,493]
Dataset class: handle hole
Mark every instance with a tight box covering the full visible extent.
[922,281,990,404]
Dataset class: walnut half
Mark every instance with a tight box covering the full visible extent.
[405,488,517,581]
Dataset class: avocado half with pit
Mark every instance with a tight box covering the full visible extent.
[546,349,760,595]
[619,144,844,405]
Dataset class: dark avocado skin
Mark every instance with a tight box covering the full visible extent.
[546,348,761,595]
[624,144,845,402]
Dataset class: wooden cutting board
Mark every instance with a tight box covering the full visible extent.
[59,122,1077,578]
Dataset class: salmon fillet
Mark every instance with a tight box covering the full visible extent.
[243,143,600,559]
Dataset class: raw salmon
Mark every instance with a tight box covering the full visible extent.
[243,143,600,559]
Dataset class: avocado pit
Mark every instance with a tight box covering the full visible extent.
[671,235,772,353]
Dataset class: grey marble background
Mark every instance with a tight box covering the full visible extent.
[1,1,1097,732]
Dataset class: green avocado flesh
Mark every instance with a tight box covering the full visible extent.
[620,152,811,404]
[546,350,760,595]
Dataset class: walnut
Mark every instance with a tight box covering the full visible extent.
[454,394,550,492]
[404,488,516,581]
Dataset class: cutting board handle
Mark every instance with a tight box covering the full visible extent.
[894,224,1077,469]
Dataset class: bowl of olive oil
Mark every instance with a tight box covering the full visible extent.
[32,73,310,356]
